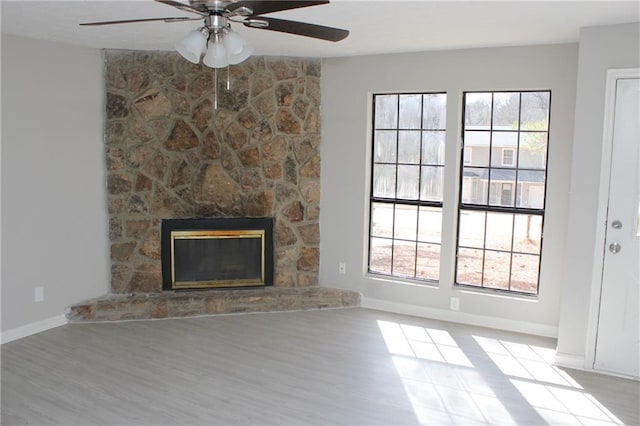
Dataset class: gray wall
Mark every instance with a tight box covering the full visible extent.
[320,44,578,335]
[557,23,640,363]
[1,35,109,331]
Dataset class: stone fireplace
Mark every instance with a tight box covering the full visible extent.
[66,51,360,322]
[104,51,323,293]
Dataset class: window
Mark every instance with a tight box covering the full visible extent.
[457,91,550,294]
[368,93,446,281]
[502,148,515,166]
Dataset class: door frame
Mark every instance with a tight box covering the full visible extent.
[585,67,640,376]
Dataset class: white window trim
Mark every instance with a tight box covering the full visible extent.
[502,148,515,166]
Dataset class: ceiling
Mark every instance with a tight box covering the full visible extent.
[1,1,639,58]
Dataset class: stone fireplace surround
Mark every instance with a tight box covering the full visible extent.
[67,51,359,321]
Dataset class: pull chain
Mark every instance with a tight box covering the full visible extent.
[214,67,218,110]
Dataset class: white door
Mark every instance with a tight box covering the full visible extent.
[594,76,640,378]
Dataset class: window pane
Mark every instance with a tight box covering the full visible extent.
[371,202,394,238]
[423,94,446,130]
[489,169,516,207]
[465,93,492,130]
[483,250,511,290]
[490,132,518,167]
[422,131,445,165]
[493,92,520,129]
[417,243,440,281]
[456,248,483,285]
[458,210,485,249]
[370,237,392,274]
[394,204,418,240]
[420,166,444,202]
[397,165,420,199]
[399,94,422,129]
[373,164,396,198]
[398,131,421,164]
[519,132,547,169]
[513,214,542,254]
[520,92,550,131]
[485,212,513,251]
[511,253,539,294]
[516,171,545,209]
[374,131,397,163]
[375,95,398,129]
[461,168,488,205]
[418,206,442,243]
[463,131,490,166]
[393,240,417,277]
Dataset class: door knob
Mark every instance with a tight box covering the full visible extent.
[609,242,622,254]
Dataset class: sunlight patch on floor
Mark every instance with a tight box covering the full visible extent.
[377,319,624,425]
[378,320,472,367]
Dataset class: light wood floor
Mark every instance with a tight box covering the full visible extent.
[2,308,638,425]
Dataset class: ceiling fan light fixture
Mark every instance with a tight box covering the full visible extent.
[175,27,208,64]
[81,0,350,67]
[203,37,229,68]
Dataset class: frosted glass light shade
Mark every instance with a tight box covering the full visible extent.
[228,43,254,65]
[203,41,228,68]
[175,29,207,64]
[222,30,245,55]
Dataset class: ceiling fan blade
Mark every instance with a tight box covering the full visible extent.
[244,17,348,42]
[230,1,328,16]
[154,0,207,15]
[80,17,201,26]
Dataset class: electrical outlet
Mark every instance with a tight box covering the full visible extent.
[450,297,460,311]
[338,262,346,275]
[34,287,44,303]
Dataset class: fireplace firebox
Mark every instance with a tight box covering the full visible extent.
[161,218,274,291]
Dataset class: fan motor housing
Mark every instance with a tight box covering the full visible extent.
[190,0,236,12]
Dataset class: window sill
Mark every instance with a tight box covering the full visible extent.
[454,284,540,302]
[367,272,440,289]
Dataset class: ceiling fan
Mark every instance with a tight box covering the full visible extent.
[81,0,349,68]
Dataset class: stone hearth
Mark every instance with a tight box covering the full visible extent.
[67,288,360,322]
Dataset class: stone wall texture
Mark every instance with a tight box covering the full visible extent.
[105,51,322,293]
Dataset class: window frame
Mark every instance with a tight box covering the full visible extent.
[455,90,551,296]
[367,92,447,283]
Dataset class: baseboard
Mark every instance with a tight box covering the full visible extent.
[1,315,68,344]
[553,352,586,370]
[361,297,558,338]
[554,353,639,380]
